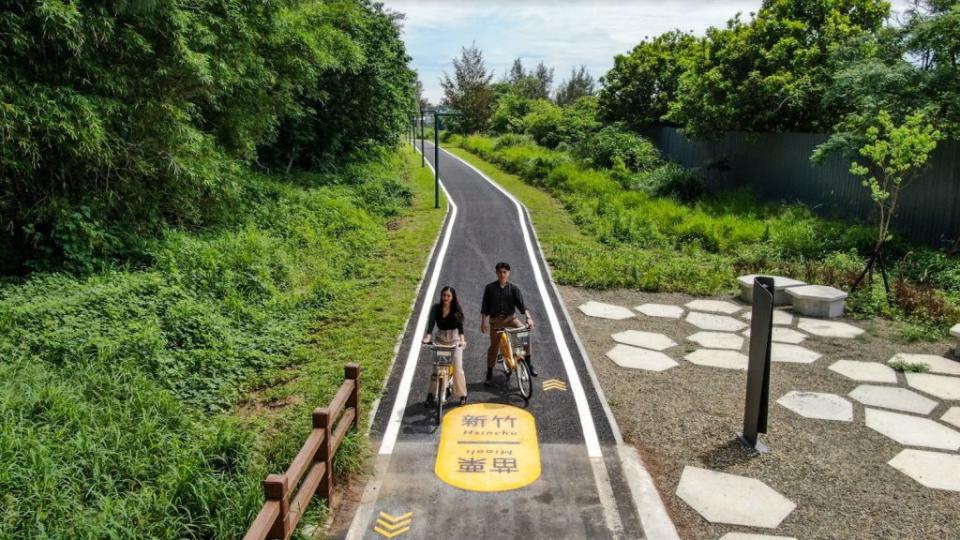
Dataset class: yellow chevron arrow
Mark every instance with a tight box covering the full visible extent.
[373,511,412,538]
[543,379,567,391]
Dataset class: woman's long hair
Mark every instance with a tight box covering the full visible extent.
[439,286,464,324]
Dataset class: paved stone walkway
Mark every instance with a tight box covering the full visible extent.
[577,294,960,537]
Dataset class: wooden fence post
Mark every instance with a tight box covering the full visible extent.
[263,474,289,540]
[313,407,332,501]
[345,363,360,430]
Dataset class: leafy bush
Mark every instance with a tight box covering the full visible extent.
[523,100,566,148]
[634,163,705,201]
[572,125,661,171]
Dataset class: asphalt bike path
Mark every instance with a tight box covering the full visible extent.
[345,142,676,540]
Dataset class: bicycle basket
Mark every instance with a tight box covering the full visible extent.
[512,331,530,357]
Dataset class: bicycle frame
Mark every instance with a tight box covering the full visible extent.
[497,327,530,370]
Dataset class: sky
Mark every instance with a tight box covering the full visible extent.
[383,0,914,105]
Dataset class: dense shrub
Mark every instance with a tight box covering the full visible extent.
[571,125,661,172]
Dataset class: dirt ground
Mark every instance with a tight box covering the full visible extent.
[559,285,960,540]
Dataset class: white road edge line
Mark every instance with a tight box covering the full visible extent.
[377,148,458,456]
[439,147,602,458]
[521,203,625,445]
[365,150,452,434]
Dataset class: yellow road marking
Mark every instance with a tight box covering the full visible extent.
[435,403,540,492]
[543,379,567,391]
[378,511,413,522]
[373,510,413,538]
[374,525,411,538]
[375,518,412,530]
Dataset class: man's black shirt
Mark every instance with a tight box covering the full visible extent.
[480,281,526,318]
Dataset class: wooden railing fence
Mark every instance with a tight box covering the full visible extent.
[244,363,360,540]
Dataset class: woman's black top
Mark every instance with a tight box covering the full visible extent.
[426,303,463,334]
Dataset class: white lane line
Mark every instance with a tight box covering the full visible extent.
[366,151,452,435]
[440,146,603,458]
[378,147,457,455]
[523,204,625,445]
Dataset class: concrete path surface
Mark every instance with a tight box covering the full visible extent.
[341,142,676,540]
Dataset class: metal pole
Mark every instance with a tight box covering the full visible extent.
[434,112,440,209]
[420,113,425,167]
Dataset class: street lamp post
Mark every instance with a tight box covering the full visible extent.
[430,111,462,209]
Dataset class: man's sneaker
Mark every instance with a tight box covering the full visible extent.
[484,367,493,386]
[459,396,468,405]
[527,357,538,377]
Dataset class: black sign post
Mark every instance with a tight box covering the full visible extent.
[738,276,774,453]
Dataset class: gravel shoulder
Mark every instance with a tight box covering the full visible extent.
[560,285,960,540]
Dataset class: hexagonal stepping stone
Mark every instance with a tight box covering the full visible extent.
[578,301,635,320]
[905,373,960,400]
[865,408,960,450]
[942,407,960,429]
[720,534,798,540]
[686,312,748,332]
[685,349,749,370]
[849,385,937,415]
[828,360,898,383]
[634,303,684,319]
[743,327,808,344]
[777,391,853,421]
[796,318,864,339]
[606,344,678,372]
[611,330,677,351]
[737,274,806,306]
[685,299,742,314]
[771,343,821,364]
[888,353,960,376]
[889,449,960,492]
[787,285,848,318]
[675,466,796,528]
[743,309,795,326]
[687,331,743,350]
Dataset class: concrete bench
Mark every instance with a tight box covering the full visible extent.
[786,285,848,318]
[737,274,806,306]
[951,323,960,358]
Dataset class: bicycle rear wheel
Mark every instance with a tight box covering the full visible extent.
[516,360,533,402]
[435,373,445,425]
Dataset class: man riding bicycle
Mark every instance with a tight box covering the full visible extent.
[480,261,537,385]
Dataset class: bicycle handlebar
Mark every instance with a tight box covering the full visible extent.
[495,326,531,335]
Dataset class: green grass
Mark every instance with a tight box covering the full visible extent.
[444,134,960,333]
[0,145,446,538]
[889,360,930,373]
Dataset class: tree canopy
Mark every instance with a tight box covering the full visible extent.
[0,0,414,271]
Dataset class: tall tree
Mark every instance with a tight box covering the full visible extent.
[555,66,595,106]
[598,30,699,129]
[440,43,495,133]
[666,0,891,136]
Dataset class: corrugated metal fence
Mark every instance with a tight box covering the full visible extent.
[645,127,960,248]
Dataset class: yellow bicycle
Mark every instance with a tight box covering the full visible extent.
[428,343,458,424]
[495,326,533,403]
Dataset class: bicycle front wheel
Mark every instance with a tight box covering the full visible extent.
[435,373,445,425]
[516,360,533,402]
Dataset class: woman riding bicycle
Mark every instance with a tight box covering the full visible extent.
[422,286,468,406]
